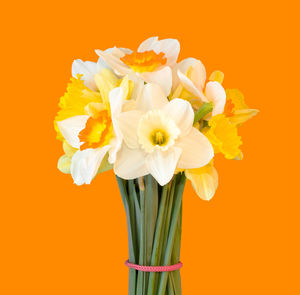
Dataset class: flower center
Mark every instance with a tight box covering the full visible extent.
[79,110,113,150]
[151,130,168,146]
[137,110,180,153]
[121,50,167,73]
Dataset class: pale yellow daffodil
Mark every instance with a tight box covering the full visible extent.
[95,37,180,96]
[112,83,214,186]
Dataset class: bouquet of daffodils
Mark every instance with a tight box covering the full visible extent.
[54,37,257,294]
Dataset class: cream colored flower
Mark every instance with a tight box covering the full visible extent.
[95,37,180,96]
[112,83,214,186]
[172,58,226,116]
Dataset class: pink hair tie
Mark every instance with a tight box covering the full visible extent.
[125,260,183,273]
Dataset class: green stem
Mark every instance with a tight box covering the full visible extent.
[157,174,186,295]
[193,102,213,124]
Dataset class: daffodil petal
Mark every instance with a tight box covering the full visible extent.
[140,66,172,96]
[230,109,259,126]
[176,127,214,169]
[117,110,143,149]
[138,37,180,66]
[72,60,99,91]
[174,58,206,91]
[137,36,159,52]
[108,87,124,163]
[205,81,226,116]
[146,147,182,186]
[95,49,132,76]
[136,83,169,112]
[162,98,194,136]
[57,115,89,149]
[209,70,224,84]
[185,165,218,201]
[177,70,203,98]
[114,145,148,179]
[71,146,110,185]
[57,155,72,174]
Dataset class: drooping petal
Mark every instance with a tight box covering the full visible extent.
[140,66,172,96]
[176,127,214,169]
[71,146,110,185]
[135,83,169,112]
[114,144,148,179]
[146,147,182,186]
[185,164,218,201]
[173,58,206,92]
[57,155,72,174]
[205,81,226,116]
[162,98,194,136]
[117,110,143,149]
[72,60,99,91]
[57,115,89,149]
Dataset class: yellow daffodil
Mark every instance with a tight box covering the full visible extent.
[112,83,214,186]
[95,37,180,96]
[54,69,134,184]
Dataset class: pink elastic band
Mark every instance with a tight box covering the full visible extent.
[125,260,183,273]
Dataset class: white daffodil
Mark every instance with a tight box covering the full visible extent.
[95,37,180,96]
[172,58,226,116]
[57,88,124,185]
[112,83,214,186]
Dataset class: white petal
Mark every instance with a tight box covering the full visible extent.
[138,37,159,52]
[114,145,148,179]
[205,81,226,116]
[140,66,172,96]
[117,110,143,149]
[156,38,180,66]
[173,58,206,91]
[162,98,194,136]
[57,115,89,149]
[146,147,182,186]
[71,146,110,185]
[136,83,169,112]
[176,127,214,169]
[108,87,125,163]
[95,49,132,76]
[72,60,99,90]
[177,70,202,98]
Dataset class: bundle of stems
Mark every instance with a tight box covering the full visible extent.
[117,173,186,295]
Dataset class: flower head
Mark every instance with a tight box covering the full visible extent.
[112,83,214,186]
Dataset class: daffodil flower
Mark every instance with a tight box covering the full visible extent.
[172,58,226,116]
[112,83,214,186]
[57,87,124,185]
[95,37,180,96]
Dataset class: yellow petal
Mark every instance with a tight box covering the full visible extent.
[57,155,72,174]
[84,102,106,118]
[225,89,248,111]
[185,163,218,201]
[63,141,78,157]
[203,114,242,159]
[230,109,259,126]
[94,68,119,107]
[209,70,224,84]
[118,75,134,100]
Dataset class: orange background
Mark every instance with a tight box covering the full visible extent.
[1,0,299,294]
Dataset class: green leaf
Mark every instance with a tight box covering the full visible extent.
[193,102,213,124]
